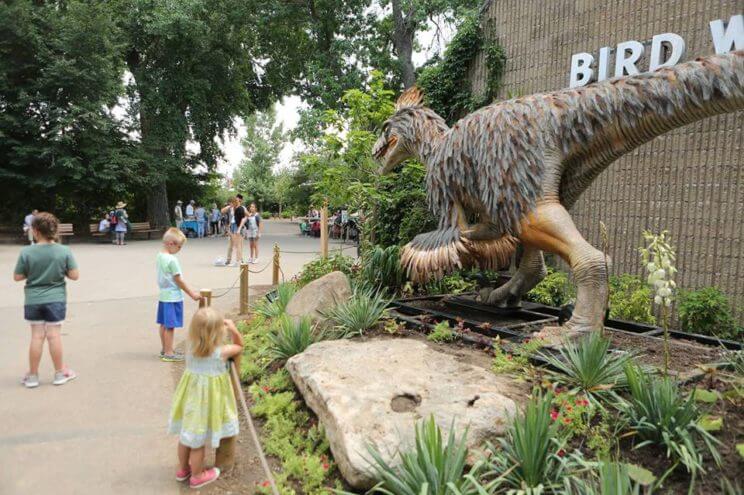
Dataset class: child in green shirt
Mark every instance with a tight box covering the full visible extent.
[14,212,79,388]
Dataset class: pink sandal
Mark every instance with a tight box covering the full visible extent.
[189,467,220,489]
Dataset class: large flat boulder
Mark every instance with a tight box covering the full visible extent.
[285,271,351,324]
[286,339,520,489]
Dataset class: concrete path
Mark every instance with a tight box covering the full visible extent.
[0,221,354,494]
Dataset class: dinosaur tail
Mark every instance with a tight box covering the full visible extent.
[559,50,744,207]
[400,228,518,283]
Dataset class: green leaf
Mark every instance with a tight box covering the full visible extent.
[692,387,719,403]
[698,415,723,432]
[626,463,657,486]
[736,443,744,459]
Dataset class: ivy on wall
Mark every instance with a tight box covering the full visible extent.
[417,11,506,125]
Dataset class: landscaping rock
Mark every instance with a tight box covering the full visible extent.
[285,271,352,324]
[286,339,520,489]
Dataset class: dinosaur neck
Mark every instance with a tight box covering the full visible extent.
[403,108,449,164]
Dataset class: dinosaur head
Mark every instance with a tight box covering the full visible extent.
[373,86,428,174]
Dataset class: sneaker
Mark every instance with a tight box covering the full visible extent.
[53,369,77,386]
[161,353,185,362]
[251,257,259,264]
[176,468,191,482]
[189,467,220,489]
[228,261,238,267]
[21,374,40,389]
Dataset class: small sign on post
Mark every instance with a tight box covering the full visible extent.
[320,198,329,259]
[239,262,249,314]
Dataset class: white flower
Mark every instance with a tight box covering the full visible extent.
[664,298,672,307]
[658,287,672,297]
[647,262,657,272]
[654,268,666,278]
[654,295,663,305]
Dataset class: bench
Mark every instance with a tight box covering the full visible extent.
[130,222,162,239]
[58,223,74,243]
[89,223,110,242]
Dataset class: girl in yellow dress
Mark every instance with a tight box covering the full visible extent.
[168,308,243,489]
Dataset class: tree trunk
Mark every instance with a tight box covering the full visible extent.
[147,180,171,228]
[392,0,417,88]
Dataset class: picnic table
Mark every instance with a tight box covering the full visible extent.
[180,220,199,237]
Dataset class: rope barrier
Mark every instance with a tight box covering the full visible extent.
[247,259,273,274]
[210,273,243,299]
[229,361,281,495]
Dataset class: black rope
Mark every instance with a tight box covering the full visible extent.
[210,273,242,299]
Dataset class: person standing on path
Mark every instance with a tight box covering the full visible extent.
[156,228,201,362]
[168,308,243,489]
[195,204,206,238]
[174,200,184,231]
[185,200,195,220]
[14,212,79,388]
[209,204,220,237]
[114,202,129,246]
[22,209,38,244]
[220,195,246,266]
[245,202,262,264]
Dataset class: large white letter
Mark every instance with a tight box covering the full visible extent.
[570,52,594,88]
[710,15,743,54]
[649,33,686,71]
[614,40,644,77]
[597,46,611,81]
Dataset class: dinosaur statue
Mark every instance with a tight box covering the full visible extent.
[372,51,744,334]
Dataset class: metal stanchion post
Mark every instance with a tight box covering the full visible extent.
[239,262,249,314]
[272,243,280,285]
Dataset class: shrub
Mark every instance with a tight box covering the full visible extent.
[267,316,323,360]
[526,268,575,307]
[487,393,574,492]
[427,321,457,343]
[358,244,404,294]
[491,338,545,374]
[295,253,354,287]
[255,282,298,319]
[423,271,477,295]
[678,287,740,340]
[608,275,655,324]
[323,288,391,338]
[618,364,720,475]
[360,416,487,495]
[539,331,634,404]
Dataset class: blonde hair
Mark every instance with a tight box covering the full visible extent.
[163,227,186,246]
[188,307,226,357]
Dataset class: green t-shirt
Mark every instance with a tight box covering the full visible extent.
[156,252,184,302]
[14,243,78,306]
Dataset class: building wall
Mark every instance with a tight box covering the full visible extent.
[468,1,744,323]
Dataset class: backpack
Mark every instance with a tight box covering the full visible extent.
[110,211,118,225]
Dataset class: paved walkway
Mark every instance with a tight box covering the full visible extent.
[0,221,353,494]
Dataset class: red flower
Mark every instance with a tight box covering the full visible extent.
[563,417,571,425]
[506,355,512,360]
[576,399,589,407]
[555,386,564,394]
[557,449,566,457]
[262,481,270,487]
[565,405,573,412]
[262,386,270,393]
[322,463,330,470]
[550,410,559,421]
[524,338,530,343]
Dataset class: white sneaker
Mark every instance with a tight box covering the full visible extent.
[251,257,258,264]
[228,261,238,267]
[53,369,77,386]
[21,374,39,388]
[247,257,254,263]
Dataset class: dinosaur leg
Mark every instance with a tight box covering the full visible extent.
[481,247,547,307]
[519,201,608,332]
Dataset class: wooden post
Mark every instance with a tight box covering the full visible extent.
[272,243,280,286]
[320,198,329,259]
[199,289,212,308]
[216,361,242,471]
[240,262,249,314]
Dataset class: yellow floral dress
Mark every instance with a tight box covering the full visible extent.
[168,347,239,448]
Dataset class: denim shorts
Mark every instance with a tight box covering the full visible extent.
[229,224,238,234]
[25,302,66,324]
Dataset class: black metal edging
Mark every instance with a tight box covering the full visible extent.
[643,329,742,351]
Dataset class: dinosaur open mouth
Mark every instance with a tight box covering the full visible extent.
[373,135,397,160]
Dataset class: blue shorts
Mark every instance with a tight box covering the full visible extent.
[229,223,238,234]
[25,302,66,324]
[157,301,184,329]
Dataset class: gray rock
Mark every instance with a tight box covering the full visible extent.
[286,339,520,489]
[285,271,352,324]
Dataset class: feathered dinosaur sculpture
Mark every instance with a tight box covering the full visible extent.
[372,50,744,334]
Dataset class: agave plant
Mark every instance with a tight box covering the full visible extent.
[486,393,574,492]
[618,364,721,475]
[359,416,489,495]
[539,332,634,404]
[255,283,298,319]
[358,245,405,295]
[267,315,323,360]
[562,461,652,495]
[323,288,391,338]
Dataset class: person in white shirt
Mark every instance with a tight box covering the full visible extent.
[195,204,206,238]
[209,204,220,236]
[98,213,111,232]
[185,200,195,219]
[174,201,183,230]
[23,209,38,244]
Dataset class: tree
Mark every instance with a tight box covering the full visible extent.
[0,0,137,225]
[233,107,286,209]
[272,169,295,216]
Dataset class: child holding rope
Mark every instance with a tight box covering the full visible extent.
[157,227,201,362]
[14,212,78,388]
[168,308,243,489]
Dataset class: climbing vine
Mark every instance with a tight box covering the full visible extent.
[417,10,506,124]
